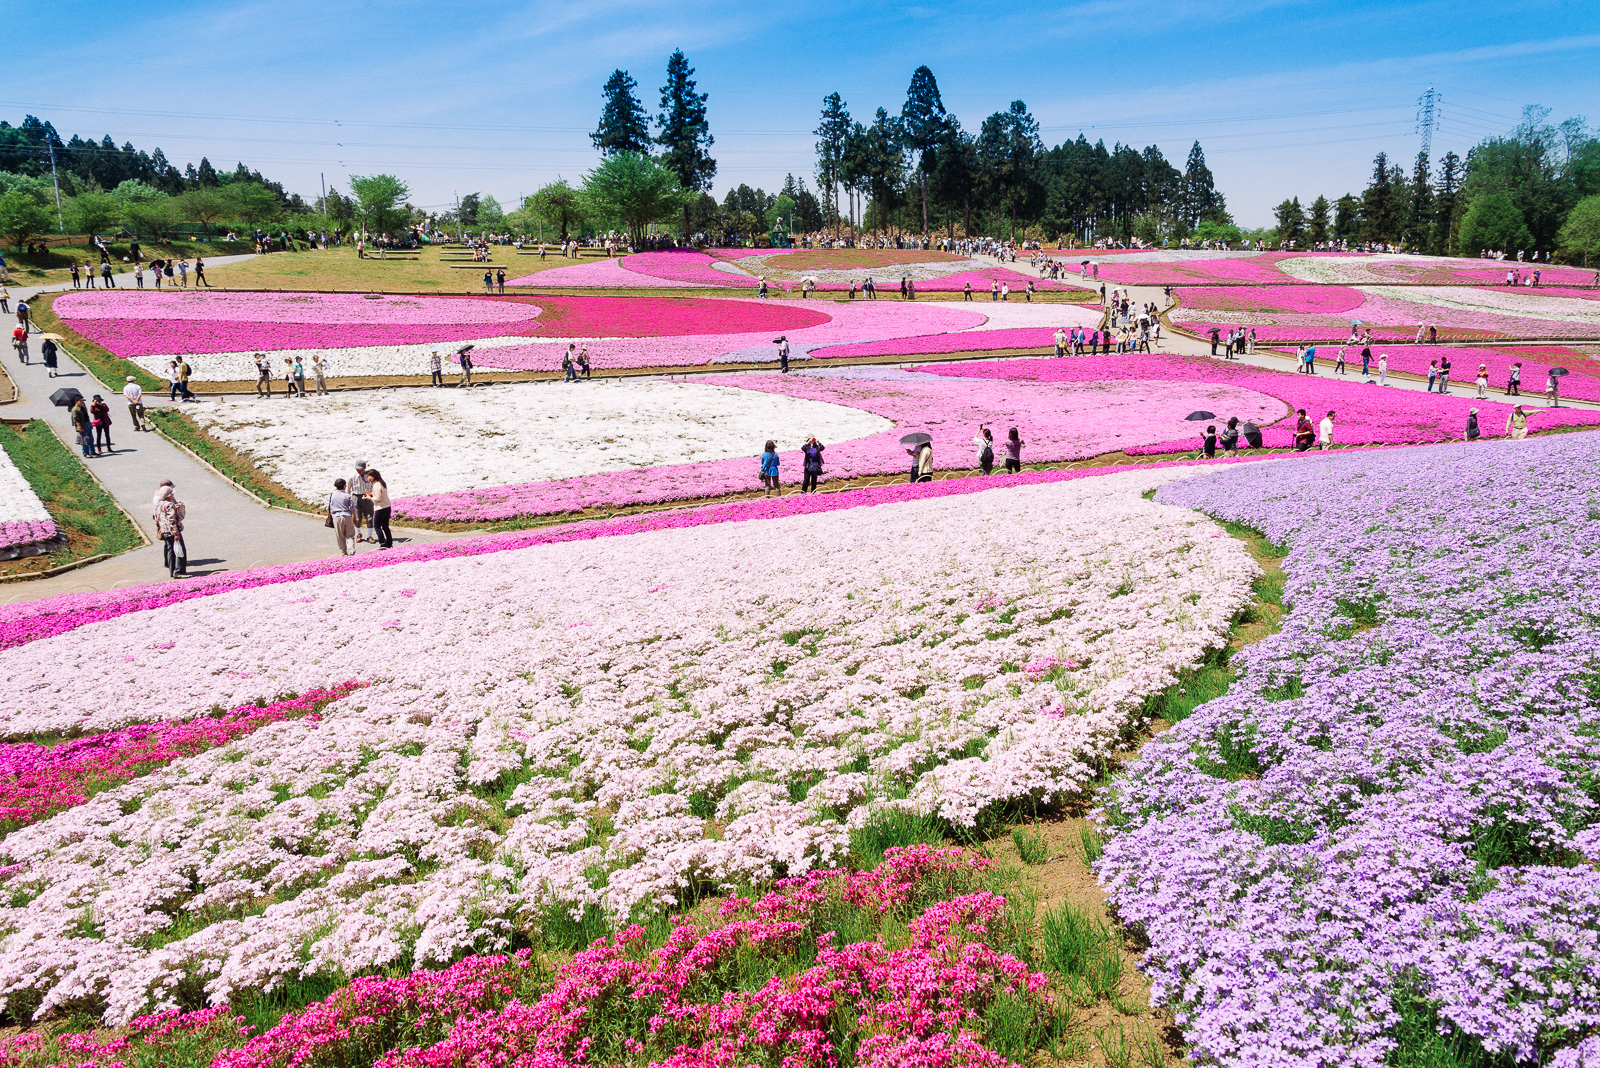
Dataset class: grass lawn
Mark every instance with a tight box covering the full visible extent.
[204,244,614,293]
[3,237,253,288]
[0,419,142,579]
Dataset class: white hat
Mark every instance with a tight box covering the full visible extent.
[126,375,136,382]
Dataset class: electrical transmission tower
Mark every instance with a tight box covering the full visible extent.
[1416,87,1441,157]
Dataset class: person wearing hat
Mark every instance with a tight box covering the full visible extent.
[1465,408,1481,442]
[1505,405,1530,440]
[123,376,147,431]
[776,336,790,374]
[40,335,58,376]
[349,462,375,542]
[154,480,187,578]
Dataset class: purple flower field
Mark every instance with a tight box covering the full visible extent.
[1100,432,1600,1067]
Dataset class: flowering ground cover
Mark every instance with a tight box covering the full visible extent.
[0,468,1255,1022]
[1279,252,1598,286]
[507,254,725,289]
[0,684,358,832]
[1174,284,1600,341]
[918,353,1600,449]
[619,248,763,287]
[0,847,1059,1067]
[0,454,1278,660]
[1351,344,1600,402]
[0,437,56,554]
[1091,251,1344,286]
[185,379,892,504]
[1099,431,1600,1067]
[389,369,1283,521]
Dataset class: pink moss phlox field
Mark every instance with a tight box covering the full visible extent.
[508,256,722,288]
[0,521,56,554]
[0,455,1277,654]
[392,372,1285,521]
[1364,345,1600,402]
[208,847,1041,1068]
[522,294,828,337]
[876,266,1089,293]
[1171,285,1366,316]
[919,354,1600,451]
[1174,286,1600,341]
[0,1004,249,1067]
[818,327,1085,359]
[705,248,791,261]
[1093,252,1337,285]
[55,291,542,326]
[621,249,763,287]
[0,683,362,832]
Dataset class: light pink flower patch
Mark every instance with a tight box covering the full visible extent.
[507,256,721,288]
[55,290,541,326]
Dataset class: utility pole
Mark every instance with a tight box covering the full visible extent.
[1416,87,1441,158]
[320,172,327,214]
[454,190,462,242]
[46,142,64,232]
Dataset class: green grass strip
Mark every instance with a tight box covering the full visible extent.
[0,419,141,570]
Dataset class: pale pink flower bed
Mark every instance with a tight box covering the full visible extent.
[468,299,987,370]
[1174,286,1600,341]
[823,266,1089,294]
[393,370,1286,521]
[1094,251,1350,285]
[919,354,1600,450]
[816,325,1095,359]
[0,521,56,553]
[507,256,720,288]
[622,249,762,286]
[55,291,539,325]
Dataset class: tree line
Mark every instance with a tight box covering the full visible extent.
[1271,106,1600,263]
[811,67,1232,244]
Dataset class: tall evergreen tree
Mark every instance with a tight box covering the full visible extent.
[976,101,1042,240]
[1333,193,1361,241]
[899,66,946,242]
[1308,195,1331,245]
[1431,151,1463,255]
[1181,141,1217,228]
[1273,197,1307,247]
[655,50,716,238]
[592,70,653,157]
[1361,152,1398,243]
[859,108,906,234]
[196,157,219,187]
[1403,150,1433,249]
[814,92,852,239]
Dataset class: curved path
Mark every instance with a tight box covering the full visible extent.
[2,298,457,605]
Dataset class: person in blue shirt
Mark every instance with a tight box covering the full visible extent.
[760,440,781,497]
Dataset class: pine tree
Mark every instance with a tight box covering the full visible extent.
[899,66,946,242]
[814,93,852,238]
[592,70,653,157]
[196,157,219,187]
[655,50,716,238]
[1431,151,1463,255]
[1402,151,1433,250]
[1182,141,1217,229]
[1308,195,1331,245]
[1361,152,1397,243]
[1333,193,1361,241]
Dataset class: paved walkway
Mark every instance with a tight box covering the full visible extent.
[2,332,456,607]
[7,253,260,303]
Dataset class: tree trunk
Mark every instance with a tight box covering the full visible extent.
[922,171,929,246]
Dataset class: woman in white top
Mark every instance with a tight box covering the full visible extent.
[367,468,394,549]
[972,427,995,475]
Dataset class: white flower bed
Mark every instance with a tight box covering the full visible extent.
[0,443,55,552]
[124,336,536,383]
[1364,285,1600,326]
[0,468,1254,1022]
[185,380,892,503]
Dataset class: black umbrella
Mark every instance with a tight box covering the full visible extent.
[1242,421,1263,449]
[1186,411,1215,421]
[50,387,84,407]
[899,432,932,445]
[1549,367,1570,377]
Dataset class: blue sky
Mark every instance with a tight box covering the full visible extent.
[6,1,1598,226]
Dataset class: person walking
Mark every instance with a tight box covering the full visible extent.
[1545,370,1560,407]
[1475,369,1489,400]
[255,353,273,397]
[349,462,375,543]
[312,354,329,395]
[1334,346,1347,375]
[194,257,210,287]
[1507,362,1522,396]
[1426,359,1438,392]
[990,279,1000,302]
[40,335,58,377]
[0,285,8,315]
[1505,404,1530,440]
[579,347,591,380]
[102,262,117,288]
[15,297,29,335]
[458,347,474,387]
[1361,346,1372,376]
[1318,410,1335,451]
[1438,354,1453,393]
[89,394,114,454]
[973,426,995,474]
[175,357,195,402]
[562,346,576,383]
[367,468,393,549]
[327,478,358,555]
[777,336,790,374]
[154,481,188,578]
[1378,353,1388,386]
[69,262,81,289]
[908,440,934,483]
[1200,424,1218,458]
[1465,408,1480,442]
[429,350,443,387]
[1002,427,1024,473]
[123,376,147,431]
[800,437,824,493]
[759,440,781,497]
[176,259,188,288]
[70,398,93,457]
[292,356,307,397]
